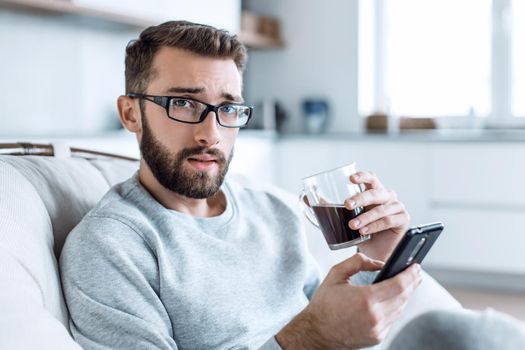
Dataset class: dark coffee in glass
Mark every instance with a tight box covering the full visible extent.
[312,205,364,246]
[300,163,370,250]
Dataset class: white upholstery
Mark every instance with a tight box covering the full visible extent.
[0,155,138,349]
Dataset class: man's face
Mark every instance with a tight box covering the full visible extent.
[138,47,242,199]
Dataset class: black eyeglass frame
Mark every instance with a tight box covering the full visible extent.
[127,93,253,128]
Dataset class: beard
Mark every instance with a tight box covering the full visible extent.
[140,113,233,199]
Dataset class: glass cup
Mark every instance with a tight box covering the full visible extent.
[299,163,371,250]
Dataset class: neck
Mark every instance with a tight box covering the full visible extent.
[138,160,226,217]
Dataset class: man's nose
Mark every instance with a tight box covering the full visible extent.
[194,111,220,147]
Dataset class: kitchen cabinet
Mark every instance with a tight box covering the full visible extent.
[228,131,277,184]
[427,207,525,274]
[429,144,525,206]
[426,143,525,276]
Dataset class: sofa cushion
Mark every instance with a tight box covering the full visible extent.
[0,247,82,350]
[0,155,138,334]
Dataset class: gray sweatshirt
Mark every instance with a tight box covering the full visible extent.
[60,174,323,349]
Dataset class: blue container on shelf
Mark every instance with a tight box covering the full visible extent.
[302,99,329,133]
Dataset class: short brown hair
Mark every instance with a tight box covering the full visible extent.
[125,20,248,94]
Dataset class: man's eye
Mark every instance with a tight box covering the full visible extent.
[219,105,237,114]
[172,99,193,108]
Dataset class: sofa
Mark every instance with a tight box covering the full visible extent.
[0,142,462,349]
[0,143,138,349]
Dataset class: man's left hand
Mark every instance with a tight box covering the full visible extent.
[344,171,410,262]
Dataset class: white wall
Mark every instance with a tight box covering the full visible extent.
[244,0,360,133]
[0,10,139,136]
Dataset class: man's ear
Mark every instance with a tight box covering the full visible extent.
[117,95,142,133]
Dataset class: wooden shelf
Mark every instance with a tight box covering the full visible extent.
[0,0,284,48]
[0,0,154,29]
[237,30,283,49]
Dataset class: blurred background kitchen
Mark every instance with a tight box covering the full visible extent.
[1,0,524,319]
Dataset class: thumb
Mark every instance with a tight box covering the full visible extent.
[325,253,385,285]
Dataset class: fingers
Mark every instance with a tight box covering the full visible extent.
[349,203,409,234]
[377,292,412,327]
[350,171,384,190]
[371,265,423,328]
[344,185,408,234]
[352,265,422,344]
[373,264,422,303]
[360,213,409,235]
[324,253,385,285]
[345,188,396,211]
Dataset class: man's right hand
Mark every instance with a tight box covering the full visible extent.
[275,253,422,350]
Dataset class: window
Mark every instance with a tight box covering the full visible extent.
[512,0,525,116]
[359,0,523,122]
[386,0,491,117]
[358,0,375,117]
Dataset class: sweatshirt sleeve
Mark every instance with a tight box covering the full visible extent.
[60,216,177,350]
[258,336,284,350]
[351,270,379,286]
[303,251,323,300]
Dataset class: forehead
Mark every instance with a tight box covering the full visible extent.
[148,47,242,95]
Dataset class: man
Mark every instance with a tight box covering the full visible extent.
[60,21,421,350]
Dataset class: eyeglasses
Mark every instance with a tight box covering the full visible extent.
[127,93,253,128]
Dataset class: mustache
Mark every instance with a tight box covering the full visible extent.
[177,146,227,163]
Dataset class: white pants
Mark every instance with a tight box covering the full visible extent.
[388,308,525,350]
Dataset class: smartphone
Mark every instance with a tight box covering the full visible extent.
[372,222,444,284]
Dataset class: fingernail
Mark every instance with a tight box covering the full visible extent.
[353,174,360,180]
[351,219,360,228]
[360,227,368,234]
[349,201,357,208]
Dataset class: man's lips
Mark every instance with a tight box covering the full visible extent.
[188,155,217,162]
[186,154,219,171]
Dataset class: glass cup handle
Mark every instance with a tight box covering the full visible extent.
[299,191,319,228]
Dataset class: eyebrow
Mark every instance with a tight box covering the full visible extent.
[165,86,244,103]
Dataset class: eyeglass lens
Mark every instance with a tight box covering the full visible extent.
[168,98,250,126]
